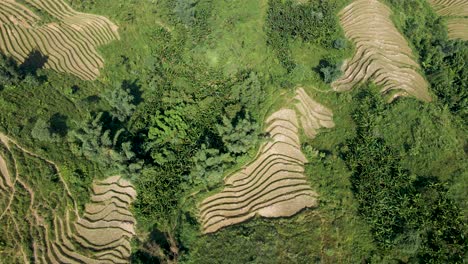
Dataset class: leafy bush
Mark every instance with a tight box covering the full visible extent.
[133,167,182,225]
[174,0,197,26]
[317,59,342,83]
[172,0,213,40]
[146,107,190,165]
[333,38,347,50]
[266,0,338,44]
[31,118,59,142]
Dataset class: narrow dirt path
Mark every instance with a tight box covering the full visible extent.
[16,178,35,211]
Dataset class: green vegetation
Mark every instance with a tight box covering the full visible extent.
[0,0,466,263]
[266,0,342,72]
[341,86,466,262]
[0,137,77,262]
[31,118,59,142]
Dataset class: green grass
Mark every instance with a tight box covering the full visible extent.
[189,0,284,76]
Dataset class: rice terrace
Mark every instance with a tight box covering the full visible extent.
[332,0,432,102]
[428,0,468,40]
[0,0,119,80]
[0,0,466,263]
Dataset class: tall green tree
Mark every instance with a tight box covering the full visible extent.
[105,82,136,122]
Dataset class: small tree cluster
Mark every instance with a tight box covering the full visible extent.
[68,112,142,176]
[217,113,259,156]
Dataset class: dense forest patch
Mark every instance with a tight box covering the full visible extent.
[340,86,467,262]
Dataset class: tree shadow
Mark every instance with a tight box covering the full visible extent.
[20,49,48,76]
[82,95,101,104]
[71,85,79,94]
[317,148,332,156]
[130,226,174,264]
[148,228,170,249]
[412,175,439,191]
[49,113,68,137]
[122,79,143,105]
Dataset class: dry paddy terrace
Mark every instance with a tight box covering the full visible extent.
[0,0,119,80]
[332,0,432,102]
[428,0,468,40]
[199,88,335,234]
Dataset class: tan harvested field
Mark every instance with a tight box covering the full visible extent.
[0,0,119,80]
[446,18,468,39]
[428,0,468,16]
[199,89,334,234]
[73,176,137,262]
[0,154,12,190]
[0,133,136,263]
[428,0,468,40]
[295,88,335,139]
[332,0,432,102]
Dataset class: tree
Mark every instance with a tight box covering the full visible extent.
[31,118,58,142]
[68,112,142,176]
[189,144,233,188]
[0,53,20,90]
[228,71,265,118]
[146,107,190,165]
[105,82,136,122]
[317,59,342,83]
[217,113,259,156]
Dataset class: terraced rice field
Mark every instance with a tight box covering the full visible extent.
[428,0,468,16]
[0,0,119,80]
[332,0,432,102]
[428,0,468,40]
[0,133,136,263]
[74,176,137,263]
[294,88,334,139]
[445,18,468,39]
[199,88,334,234]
